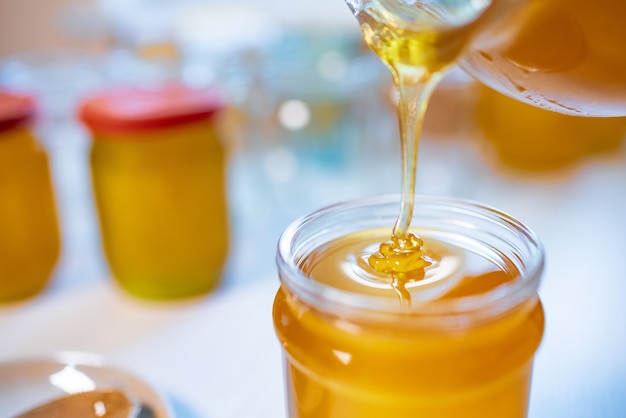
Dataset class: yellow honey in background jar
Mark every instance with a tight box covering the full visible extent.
[476,85,626,171]
[0,90,61,302]
[79,84,229,300]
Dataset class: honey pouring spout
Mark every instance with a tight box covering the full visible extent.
[344,0,367,15]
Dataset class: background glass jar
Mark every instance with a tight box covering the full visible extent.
[79,84,229,300]
[0,90,61,302]
[273,194,545,418]
[475,85,626,171]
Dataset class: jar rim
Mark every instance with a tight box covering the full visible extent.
[276,194,544,326]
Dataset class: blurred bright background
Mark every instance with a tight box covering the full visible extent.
[1,1,625,417]
[1,0,399,286]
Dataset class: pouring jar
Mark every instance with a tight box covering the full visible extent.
[0,90,61,302]
[78,84,229,300]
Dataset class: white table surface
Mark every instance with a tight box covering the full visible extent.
[1,100,626,418]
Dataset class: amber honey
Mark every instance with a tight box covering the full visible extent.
[352,0,494,244]
[273,196,545,418]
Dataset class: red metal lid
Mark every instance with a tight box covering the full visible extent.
[0,90,36,133]
[78,83,226,135]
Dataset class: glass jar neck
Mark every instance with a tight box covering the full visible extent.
[276,194,544,328]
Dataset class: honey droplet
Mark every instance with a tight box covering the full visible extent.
[368,232,433,281]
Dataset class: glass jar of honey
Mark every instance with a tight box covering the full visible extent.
[273,194,545,418]
[0,90,61,302]
[78,84,229,300]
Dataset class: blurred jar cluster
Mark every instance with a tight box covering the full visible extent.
[0,0,400,300]
[1,0,625,302]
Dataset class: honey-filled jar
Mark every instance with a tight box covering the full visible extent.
[274,195,545,418]
[0,90,61,302]
[78,84,229,300]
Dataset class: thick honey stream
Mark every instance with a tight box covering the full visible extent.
[351,1,492,303]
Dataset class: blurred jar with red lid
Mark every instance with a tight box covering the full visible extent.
[0,90,61,302]
[78,83,229,300]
